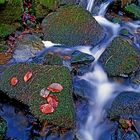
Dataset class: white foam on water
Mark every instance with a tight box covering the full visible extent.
[78,64,117,140]
[42,41,61,48]
[86,0,95,12]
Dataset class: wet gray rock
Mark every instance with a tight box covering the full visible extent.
[71,50,95,75]
[71,50,94,65]
[111,129,139,140]
[73,76,96,98]
[13,34,44,62]
[109,91,140,120]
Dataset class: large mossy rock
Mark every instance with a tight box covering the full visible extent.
[108,91,140,120]
[0,23,18,39]
[0,0,23,24]
[99,37,140,77]
[42,5,105,46]
[34,0,77,19]
[0,63,75,129]
[0,0,23,38]
[125,4,140,19]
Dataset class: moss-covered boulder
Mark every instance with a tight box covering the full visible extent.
[0,0,23,39]
[34,0,50,19]
[125,4,140,19]
[34,0,77,19]
[0,0,5,4]
[108,91,140,120]
[0,0,23,24]
[0,23,18,39]
[0,63,75,129]
[0,118,7,139]
[42,5,105,46]
[99,36,140,77]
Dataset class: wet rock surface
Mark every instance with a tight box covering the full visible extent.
[13,34,45,62]
[42,5,105,46]
[131,69,140,85]
[109,91,140,120]
[105,0,140,22]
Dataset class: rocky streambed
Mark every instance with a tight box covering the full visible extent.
[0,0,140,140]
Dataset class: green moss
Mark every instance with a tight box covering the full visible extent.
[0,0,5,4]
[99,36,140,76]
[0,63,75,129]
[0,41,8,52]
[40,0,59,10]
[0,23,17,38]
[0,0,23,24]
[0,118,7,139]
[34,0,50,19]
[125,4,140,19]
[120,29,129,36]
[43,53,63,65]
[112,17,122,23]
[42,5,105,46]
[71,51,94,64]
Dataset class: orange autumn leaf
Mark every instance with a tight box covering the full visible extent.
[47,83,63,93]
[47,95,59,108]
[40,104,54,114]
[63,55,71,60]
[10,77,18,86]
[24,71,33,82]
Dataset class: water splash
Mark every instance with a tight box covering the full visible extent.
[98,0,113,16]
[86,0,95,12]
[42,41,61,48]
[77,64,117,140]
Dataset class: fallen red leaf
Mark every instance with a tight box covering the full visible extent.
[40,88,50,98]
[47,83,63,93]
[63,55,71,60]
[24,71,32,82]
[10,77,18,86]
[40,104,54,114]
[47,95,59,108]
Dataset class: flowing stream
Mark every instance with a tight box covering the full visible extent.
[74,0,140,140]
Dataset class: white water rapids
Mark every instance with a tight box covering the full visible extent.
[75,0,140,140]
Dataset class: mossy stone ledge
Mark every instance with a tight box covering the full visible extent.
[0,63,75,129]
